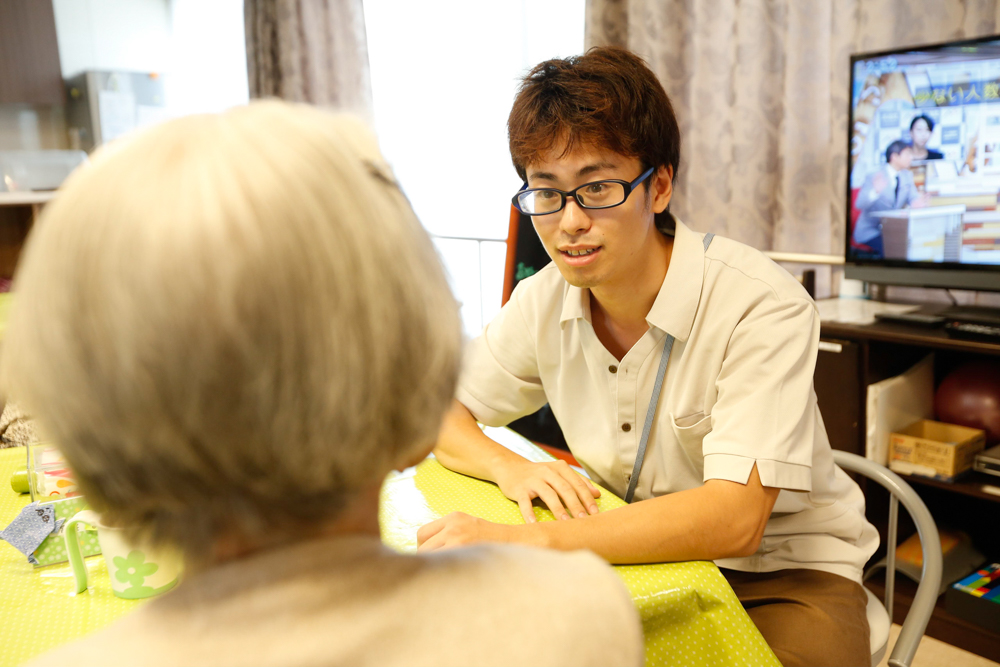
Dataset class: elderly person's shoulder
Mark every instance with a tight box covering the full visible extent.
[28,537,643,667]
[410,542,643,662]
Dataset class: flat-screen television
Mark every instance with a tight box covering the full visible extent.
[846,35,1000,292]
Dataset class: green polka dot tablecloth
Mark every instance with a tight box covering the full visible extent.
[380,427,781,667]
[0,448,145,666]
[2,431,780,667]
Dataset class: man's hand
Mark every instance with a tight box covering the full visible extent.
[431,400,599,525]
[871,171,888,194]
[493,458,600,523]
[417,512,513,551]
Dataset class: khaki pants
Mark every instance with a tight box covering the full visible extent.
[720,568,871,667]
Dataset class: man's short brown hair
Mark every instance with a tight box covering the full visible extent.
[508,46,681,234]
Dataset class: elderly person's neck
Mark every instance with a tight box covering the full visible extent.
[209,482,383,565]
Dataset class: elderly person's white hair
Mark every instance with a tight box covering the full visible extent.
[0,101,462,560]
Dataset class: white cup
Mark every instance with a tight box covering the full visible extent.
[64,510,182,599]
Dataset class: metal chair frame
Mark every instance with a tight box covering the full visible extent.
[832,450,943,667]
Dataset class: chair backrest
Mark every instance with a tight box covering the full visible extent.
[832,450,943,667]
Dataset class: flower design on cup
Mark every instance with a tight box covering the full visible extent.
[113,550,159,589]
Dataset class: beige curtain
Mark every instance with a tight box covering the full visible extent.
[586,0,1000,255]
[245,0,373,116]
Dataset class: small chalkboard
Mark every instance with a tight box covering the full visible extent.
[502,209,551,305]
[501,208,567,449]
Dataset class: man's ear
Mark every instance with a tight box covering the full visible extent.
[651,164,673,214]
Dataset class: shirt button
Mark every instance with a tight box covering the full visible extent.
[621,423,631,432]
[609,365,618,374]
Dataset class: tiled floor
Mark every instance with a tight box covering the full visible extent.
[877,624,999,667]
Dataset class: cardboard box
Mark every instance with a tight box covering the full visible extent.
[888,420,986,481]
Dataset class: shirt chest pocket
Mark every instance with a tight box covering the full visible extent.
[669,412,712,469]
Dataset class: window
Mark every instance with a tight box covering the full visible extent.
[364,1,584,336]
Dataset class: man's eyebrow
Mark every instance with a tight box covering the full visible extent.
[528,161,620,184]
[577,161,618,178]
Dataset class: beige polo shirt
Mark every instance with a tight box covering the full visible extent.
[457,219,878,583]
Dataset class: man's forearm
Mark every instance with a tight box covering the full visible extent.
[432,400,526,482]
[515,468,776,564]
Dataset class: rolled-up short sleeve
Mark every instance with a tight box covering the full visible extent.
[456,285,548,427]
[701,296,819,491]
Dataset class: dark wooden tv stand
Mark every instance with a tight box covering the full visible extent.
[815,306,1000,661]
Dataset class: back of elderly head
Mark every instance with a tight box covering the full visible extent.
[0,101,461,561]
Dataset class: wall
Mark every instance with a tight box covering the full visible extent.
[52,0,172,77]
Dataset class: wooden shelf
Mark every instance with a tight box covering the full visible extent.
[865,571,1000,662]
[822,319,1000,357]
[817,315,1000,663]
[0,192,55,207]
[894,470,1000,504]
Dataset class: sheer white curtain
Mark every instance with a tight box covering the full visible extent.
[364,1,585,337]
[168,0,249,116]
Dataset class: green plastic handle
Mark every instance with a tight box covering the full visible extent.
[63,510,99,595]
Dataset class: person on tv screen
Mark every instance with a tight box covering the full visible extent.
[908,114,944,161]
[852,140,928,258]
[421,47,878,667]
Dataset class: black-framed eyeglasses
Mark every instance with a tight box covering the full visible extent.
[512,166,655,216]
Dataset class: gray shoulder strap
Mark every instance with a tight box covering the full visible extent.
[623,232,714,503]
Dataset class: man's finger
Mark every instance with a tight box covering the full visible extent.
[535,486,570,520]
[416,517,445,546]
[548,473,589,519]
[517,495,537,524]
[564,471,601,514]
[417,532,447,552]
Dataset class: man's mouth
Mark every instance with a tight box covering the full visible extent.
[561,247,599,257]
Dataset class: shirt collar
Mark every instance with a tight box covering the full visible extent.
[559,277,589,323]
[646,219,704,342]
[559,219,706,342]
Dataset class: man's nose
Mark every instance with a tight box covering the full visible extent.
[559,197,592,235]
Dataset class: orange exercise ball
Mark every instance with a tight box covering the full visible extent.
[934,361,1000,445]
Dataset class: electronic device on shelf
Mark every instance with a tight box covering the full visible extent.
[940,305,1000,341]
[873,311,946,327]
[945,321,1000,340]
[975,444,1000,478]
[846,36,1000,294]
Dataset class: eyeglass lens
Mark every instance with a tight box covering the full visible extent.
[517,181,626,214]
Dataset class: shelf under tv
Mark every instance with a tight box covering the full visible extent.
[864,570,1000,662]
[893,469,1000,505]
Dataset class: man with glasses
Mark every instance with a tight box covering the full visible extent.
[419,47,877,667]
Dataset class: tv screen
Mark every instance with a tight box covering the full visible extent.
[847,36,1000,291]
